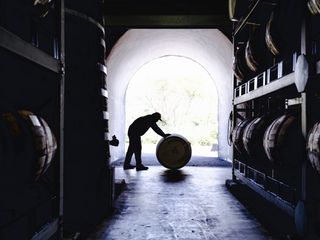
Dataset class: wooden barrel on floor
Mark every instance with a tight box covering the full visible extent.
[0,110,57,185]
[307,122,320,174]
[232,118,251,156]
[156,134,192,170]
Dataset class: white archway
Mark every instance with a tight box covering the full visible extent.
[107,29,232,162]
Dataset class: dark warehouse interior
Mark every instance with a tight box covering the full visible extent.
[1,0,320,239]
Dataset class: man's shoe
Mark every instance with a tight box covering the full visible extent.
[123,164,135,170]
[136,165,148,171]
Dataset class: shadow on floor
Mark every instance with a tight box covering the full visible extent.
[160,169,189,183]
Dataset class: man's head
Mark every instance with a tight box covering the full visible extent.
[151,112,162,122]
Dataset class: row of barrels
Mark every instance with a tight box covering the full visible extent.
[232,113,320,176]
[233,0,300,81]
[232,114,302,168]
[0,110,57,187]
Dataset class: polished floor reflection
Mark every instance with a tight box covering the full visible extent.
[88,165,274,240]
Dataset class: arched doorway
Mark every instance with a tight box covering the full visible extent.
[106,29,232,162]
[125,55,218,157]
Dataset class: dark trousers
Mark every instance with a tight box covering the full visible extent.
[124,134,142,166]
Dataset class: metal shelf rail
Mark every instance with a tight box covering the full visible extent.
[234,52,298,104]
[0,26,60,73]
[229,0,320,237]
[234,160,296,217]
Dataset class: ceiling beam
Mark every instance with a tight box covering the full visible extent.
[104,14,231,28]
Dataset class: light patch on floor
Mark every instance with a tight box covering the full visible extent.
[88,166,271,240]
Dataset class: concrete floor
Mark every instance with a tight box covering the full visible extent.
[111,152,230,168]
[87,160,280,240]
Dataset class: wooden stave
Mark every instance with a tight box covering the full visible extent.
[263,114,303,166]
[265,0,301,58]
[245,26,271,73]
[242,116,271,158]
[232,118,251,156]
[0,110,57,185]
[233,45,255,82]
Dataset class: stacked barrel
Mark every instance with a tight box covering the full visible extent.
[230,0,320,236]
[232,115,320,187]
[232,113,304,186]
[0,110,57,185]
[232,0,300,83]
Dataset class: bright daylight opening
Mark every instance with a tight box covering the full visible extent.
[107,29,232,162]
[125,56,218,157]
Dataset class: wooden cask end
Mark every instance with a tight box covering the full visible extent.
[156,134,192,170]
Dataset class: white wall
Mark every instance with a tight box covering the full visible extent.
[107,29,232,162]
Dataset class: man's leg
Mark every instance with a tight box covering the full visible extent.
[123,143,135,169]
[133,137,148,171]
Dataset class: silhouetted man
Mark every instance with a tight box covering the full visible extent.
[124,112,170,171]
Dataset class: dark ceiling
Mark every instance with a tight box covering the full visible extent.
[104,0,229,15]
[103,0,232,30]
[103,0,233,54]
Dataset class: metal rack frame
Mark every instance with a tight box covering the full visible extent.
[229,1,318,236]
[233,0,262,36]
[234,160,296,216]
[0,27,60,73]
[234,53,298,104]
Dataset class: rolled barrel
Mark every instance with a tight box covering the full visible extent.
[156,134,192,170]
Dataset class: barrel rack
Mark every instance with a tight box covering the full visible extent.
[0,0,65,239]
[229,0,320,237]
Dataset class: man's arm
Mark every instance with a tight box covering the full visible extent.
[151,123,167,137]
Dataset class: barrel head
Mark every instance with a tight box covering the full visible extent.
[156,134,192,170]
